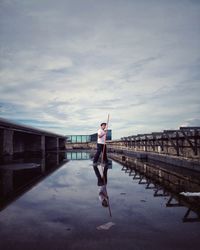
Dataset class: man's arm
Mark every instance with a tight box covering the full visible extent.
[98,130,107,138]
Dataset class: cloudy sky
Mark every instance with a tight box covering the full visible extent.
[0,0,200,139]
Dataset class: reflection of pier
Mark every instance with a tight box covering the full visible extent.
[0,151,66,211]
[115,153,200,223]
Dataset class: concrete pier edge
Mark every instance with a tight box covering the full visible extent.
[108,148,200,172]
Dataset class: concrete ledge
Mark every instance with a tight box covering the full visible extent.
[109,148,200,172]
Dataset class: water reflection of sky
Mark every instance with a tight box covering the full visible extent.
[0,159,200,250]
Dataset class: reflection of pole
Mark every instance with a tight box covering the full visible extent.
[105,179,112,217]
[101,114,112,217]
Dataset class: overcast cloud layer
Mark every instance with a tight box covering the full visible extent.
[0,0,200,138]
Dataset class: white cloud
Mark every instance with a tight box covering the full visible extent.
[0,0,200,138]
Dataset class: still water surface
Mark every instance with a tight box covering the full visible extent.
[0,151,200,250]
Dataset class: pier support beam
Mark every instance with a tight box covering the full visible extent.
[3,130,13,156]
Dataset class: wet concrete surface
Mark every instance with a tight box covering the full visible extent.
[0,151,200,250]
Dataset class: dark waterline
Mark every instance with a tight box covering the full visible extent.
[0,151,200,250]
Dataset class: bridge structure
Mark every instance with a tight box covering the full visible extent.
[106,127,200,172]
[0,117,66,163]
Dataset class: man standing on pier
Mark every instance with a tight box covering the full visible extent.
[93,122,108,166]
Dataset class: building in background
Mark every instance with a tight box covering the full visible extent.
[66,130,112,143]
[66,135,91,143]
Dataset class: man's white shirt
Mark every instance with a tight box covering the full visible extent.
[97,128,106,144]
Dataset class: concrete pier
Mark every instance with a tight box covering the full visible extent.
[0,118,66,162]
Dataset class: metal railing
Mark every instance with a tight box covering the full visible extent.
[107,127,200,159]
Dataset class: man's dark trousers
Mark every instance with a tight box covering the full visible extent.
[93,143,108,164]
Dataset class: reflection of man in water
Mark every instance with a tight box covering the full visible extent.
[93,165,109,207]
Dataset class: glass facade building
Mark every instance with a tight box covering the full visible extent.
[66,135,91,143]
[66,130,112,143]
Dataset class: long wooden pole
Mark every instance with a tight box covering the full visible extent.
[101,114,110,164]
[100,114,112,217]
